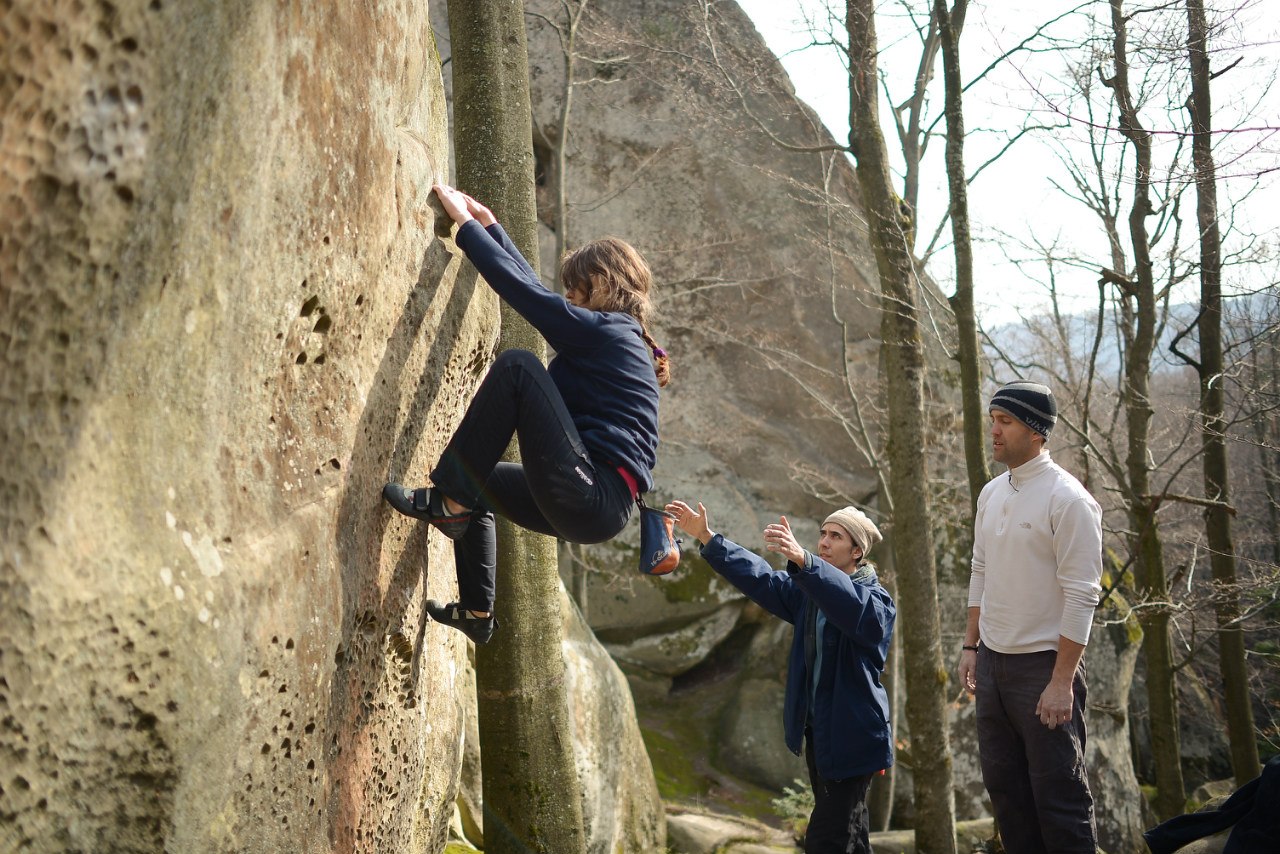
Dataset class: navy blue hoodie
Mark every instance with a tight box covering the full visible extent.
[701,534,895,780]
[454,219,660,492]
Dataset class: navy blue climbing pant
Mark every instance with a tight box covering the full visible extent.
[431,349,633,611]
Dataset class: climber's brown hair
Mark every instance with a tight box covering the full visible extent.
[560,237,671,388]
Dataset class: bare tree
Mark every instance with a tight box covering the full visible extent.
[1172,0,1261,784]
[1097,0,1188,819]
[846,2,958,851]
[932,0,990,515]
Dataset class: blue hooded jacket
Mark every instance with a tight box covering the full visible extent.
[454,219,659,491]
[701,534,895,780]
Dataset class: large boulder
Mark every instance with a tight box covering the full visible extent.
[665,808,795,854]
[719,677,808,791]
[604,602,744,677]
[1,2,485,851]
[1131,661,1235,792]
[585,558,745,638]
[447,591,668,854]
[563,588,668,854]
[1087,598,1151,854]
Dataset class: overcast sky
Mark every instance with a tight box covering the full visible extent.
[734,0,1280,327]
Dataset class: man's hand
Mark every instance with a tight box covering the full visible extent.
[1036,679,1074,729]
[763,516,805,565]
[958,651,977,695]
[666,500,714,545]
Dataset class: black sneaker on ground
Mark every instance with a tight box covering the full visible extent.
[425,600,497,645]
[382,484,471,540]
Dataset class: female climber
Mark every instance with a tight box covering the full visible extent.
[383,184,670,644]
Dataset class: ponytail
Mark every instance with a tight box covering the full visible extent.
[641,328,671,388]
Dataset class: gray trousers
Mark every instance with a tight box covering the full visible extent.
[976,647,1096,854]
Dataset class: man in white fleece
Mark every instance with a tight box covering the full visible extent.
[958,380,1103,854]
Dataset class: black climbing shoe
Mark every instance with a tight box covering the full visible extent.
[382,484,471,540]
[425,600,497,645]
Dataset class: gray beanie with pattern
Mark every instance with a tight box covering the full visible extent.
[989,380,1057,439]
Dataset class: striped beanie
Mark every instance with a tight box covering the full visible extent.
[989,381,1057,439]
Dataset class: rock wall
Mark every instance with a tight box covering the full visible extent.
[1,2,491,851]
[562,590,667,854]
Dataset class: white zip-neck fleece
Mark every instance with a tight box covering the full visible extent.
[967,451,1103,653]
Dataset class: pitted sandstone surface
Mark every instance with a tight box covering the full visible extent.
[1,2,488,851]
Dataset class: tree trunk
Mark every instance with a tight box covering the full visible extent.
[1249,345,1280,567]
[1102,0,1185,820]
[447,2,588,851]
[846,2,957,850]
[551,0,586,266]
[934,0,988,516]
[549,1,589,613]
[898,15,940,234]
[869,528,900,831]
[1184,0,1261,784]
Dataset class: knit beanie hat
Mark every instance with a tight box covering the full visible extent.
[989,380,1057,439]
[823,506,882,558]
